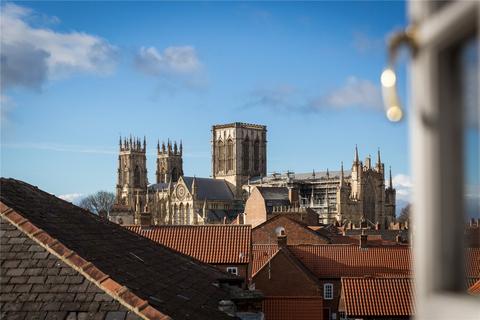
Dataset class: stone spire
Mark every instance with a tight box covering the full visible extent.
[389,166,393,189]
[157,139,160,153]
[180,140,183,156]
[340,161,345,187]
[354,144,360,164]
[202,198,207,218]
[377,148,382,166]
[192,176,197,200]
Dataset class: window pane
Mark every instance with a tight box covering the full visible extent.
[462,38,479,224]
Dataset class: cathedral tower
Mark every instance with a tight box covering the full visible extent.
[116,136,148,209]
[212,122,267,198]
[156,140,183,183]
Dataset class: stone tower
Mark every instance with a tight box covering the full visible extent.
[156,140,183,184]
[212,122,267,198]
[115,136,148,210]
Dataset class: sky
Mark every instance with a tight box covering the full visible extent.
[0,1,413,206]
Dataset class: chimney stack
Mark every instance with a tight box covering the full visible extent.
[288,187,299,206]
[276,227,287,248]
[360,229,368,248]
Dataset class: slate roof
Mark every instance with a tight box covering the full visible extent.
[125,225,251,264]
[182,177,234,201]
[0,217,140,320]
[340,277,414,317]
[262,296,323,320]
[0,178,237,320]
[288,245,412,278]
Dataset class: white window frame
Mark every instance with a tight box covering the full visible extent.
[409,1,479,319]
[324,283,334,300]
[226,266,238,275]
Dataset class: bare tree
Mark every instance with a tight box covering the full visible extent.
[78,191,115,216]
[397,203,411,223]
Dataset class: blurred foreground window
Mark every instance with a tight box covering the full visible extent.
[409,1,479,319]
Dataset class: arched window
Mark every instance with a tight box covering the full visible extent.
[253,140,260,172]
[173,204,179,224]
[218,140,225,173]
[242,137,250,171]
[186,204,190,225]
[171,167,178,182]
[179,203,185,224]
[134,165,141,187]
[226,139,234,172]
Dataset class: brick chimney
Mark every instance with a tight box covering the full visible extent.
[288,187,299,206]
[360,229,368,248]
[276,226,287,248]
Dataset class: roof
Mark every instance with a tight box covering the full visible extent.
[125,225,251,264]
[212,122,266,130]
[340,277,414,317]
[262,296,323,320]
[0,178,236,320]
[468,279,480,295]
[0,216,139,320]
[183,176,234,201]
[288,244,412,278]
[252,244,279,276]
[256,187,289,201]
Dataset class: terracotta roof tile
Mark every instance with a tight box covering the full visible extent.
[252,244,279,276]
[126,225,250,264]
[288,245,412,278]
[468,279,480,295]
[262,296,323,320]
[340,277,414,317]
[0,178,235,320]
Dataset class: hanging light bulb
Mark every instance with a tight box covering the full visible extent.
[381,27,417,123]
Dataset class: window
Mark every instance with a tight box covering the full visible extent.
[226,139,234,172]
[323,283,333,300]
[226,267,238,275]
[217,140,225,173]
[253,139,260,172]
[409,1,479,318]
[242,137,250,171]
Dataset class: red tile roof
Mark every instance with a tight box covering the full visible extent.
[252,244,279,276]
[340,277,414,317]
[126,225,251,264]
[288,245,412,278]
[468,279,480,295]
[466,248,480,277]
[262,296,323,320]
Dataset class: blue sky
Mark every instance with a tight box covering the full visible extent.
[1,1,412,203]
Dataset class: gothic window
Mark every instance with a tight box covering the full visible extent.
[226,139,234,172]
[253,139,260,172]
[179,203,185,224]
[171,167,178,182]
[217,140,225,173]
[242,137,250,171]
[134,165,141,187]
[173,204,178,224]
[186,204,190,225]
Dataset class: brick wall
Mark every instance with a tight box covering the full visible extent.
[244,188,268,228]
[252,216,329,245]
[252,249,321,297]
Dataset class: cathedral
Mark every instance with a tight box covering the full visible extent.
[109,123,395,227]
[247,146,396,226]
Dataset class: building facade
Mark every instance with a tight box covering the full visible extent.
[248,146,396,227]
[212,123,267,199]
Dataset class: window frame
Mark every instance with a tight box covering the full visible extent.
[323,283,334,300]
[226,266,238,276]
[409,1,479,318]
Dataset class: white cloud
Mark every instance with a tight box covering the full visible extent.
[393,174,412,201]
[309,76,383,111]
[0,3,117,91]
[58,193,84,204]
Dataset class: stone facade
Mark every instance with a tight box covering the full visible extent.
[248,146,396,227]
[212,123,267,199]
[156,140,183,184]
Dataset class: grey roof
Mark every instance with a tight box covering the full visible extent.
[183,176,235,201]
[256,187,289,201]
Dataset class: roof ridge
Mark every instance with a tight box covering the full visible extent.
[0,203,172,320]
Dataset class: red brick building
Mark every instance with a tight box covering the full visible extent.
[245,186,318,227]
[126,225,251,282]
[252,215,330,245]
